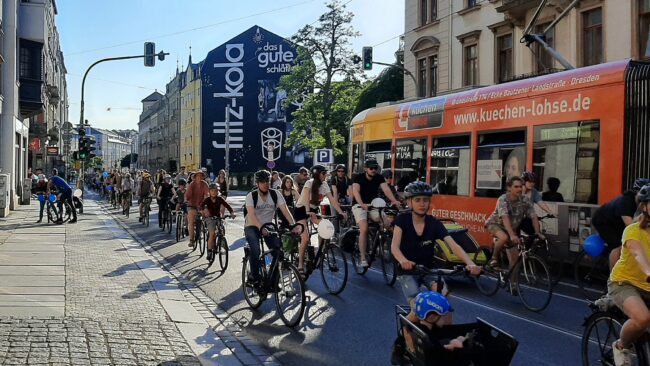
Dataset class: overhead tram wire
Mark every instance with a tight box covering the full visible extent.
[66,0,318,56]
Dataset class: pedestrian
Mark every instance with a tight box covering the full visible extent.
[47,173,77,224]
[34,174,54,223]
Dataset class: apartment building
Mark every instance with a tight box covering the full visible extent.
[403,0,644,99]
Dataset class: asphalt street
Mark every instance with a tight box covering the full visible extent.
[105,191,594,366]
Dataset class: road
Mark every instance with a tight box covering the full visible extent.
[102,191,594,366]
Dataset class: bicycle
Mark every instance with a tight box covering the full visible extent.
[141,197,152,227]
[524,215,563,286]
[159,198,173,234]
[574,248,609,301]
[190,213,207,258]
[205,216,233,271]
[47,195,73,224]
[475,235,553,312]
[241,222,306,328]
[351,205,399,286]
[122,191,132,218]
[288,214,349,295]
[581,296,650,365]
[175,207,188,243]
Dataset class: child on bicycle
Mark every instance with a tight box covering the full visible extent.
[610,183,650,366]
[173,178,188,214]
[201,184,235,261]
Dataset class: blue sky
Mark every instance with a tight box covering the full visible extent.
[57,0,405,131]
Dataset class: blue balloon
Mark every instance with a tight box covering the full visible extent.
[38,195,45,203]
[107,185,113,192]
[584,234,606,257]
[48,194,57,203]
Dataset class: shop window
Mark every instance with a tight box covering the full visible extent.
[394,138,427,192]
[430,135,470,196]
[475,130,526,198]
[533,121,600,204]
[365,141,392,171]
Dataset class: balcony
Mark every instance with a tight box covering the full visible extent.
[496,0,541,21]
[19,78,45,119]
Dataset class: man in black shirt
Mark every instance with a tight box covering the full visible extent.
[352,159,401,268]
[329,164,352,205]
[592,178,648,269]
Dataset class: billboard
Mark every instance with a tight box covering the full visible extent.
[201,25,307,173]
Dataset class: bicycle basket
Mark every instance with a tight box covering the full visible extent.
[282,232,300,254]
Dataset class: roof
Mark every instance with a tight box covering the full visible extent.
[141,91,164,102]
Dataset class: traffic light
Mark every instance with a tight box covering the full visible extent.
[362,46,373,70]
[78,127,86,137]
[144,42,155,67]
[86,136,96,160]
[78,137,88,160]
[72,151,79,161]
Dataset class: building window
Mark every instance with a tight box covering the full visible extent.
[497,34,513,83]
[475,130,526,198]
[430,135,471,196]
[428,55,438,97]
[640,0,650,59]
[467,0,477,8]
[535,23,555,72]
[582,8,603,66]
[464,44,478,86]
[19,47,31,78]
[419,0,437,26]
[420,0,428,26]
[431,0,437,21]
[418,58,427,97]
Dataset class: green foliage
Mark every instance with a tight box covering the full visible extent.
[87,156,103,168]
[354,65,404,116]
[280,0,364,156]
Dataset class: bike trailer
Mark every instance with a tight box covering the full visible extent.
[434,221,488,266]
[395,305,518,366]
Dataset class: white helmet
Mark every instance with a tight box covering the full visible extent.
[317,219,335,240]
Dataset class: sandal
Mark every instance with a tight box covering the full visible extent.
[488,259,499,268]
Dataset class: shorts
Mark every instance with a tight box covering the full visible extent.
[398,274,446,302]
[294,206,317,221]
[486,224,507,236]
[608,281,650,309]
[205,217,221,235]
[352,204,383,224]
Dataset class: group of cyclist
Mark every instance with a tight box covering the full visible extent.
[31,168,78,224]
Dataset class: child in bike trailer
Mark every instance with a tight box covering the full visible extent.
[391,181,481,313]
[201,184,235,261]
[173,178,188,214]
[610,183,650,366]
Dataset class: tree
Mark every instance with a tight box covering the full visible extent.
[280,0,364,156]
[353,64,404,116]
[120,153,138,168]
[87,156,104,169]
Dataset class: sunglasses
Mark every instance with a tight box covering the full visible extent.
[367,167,378,170]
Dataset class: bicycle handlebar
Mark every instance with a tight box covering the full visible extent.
[411,264,469,277]
[260,222,305,236]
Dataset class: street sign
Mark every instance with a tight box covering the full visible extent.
[29,138,41,152]
[266,161,276,170]
[313,149,334,165]
[46,146,59,156]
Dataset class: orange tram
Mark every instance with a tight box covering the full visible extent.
[349,59,650,261]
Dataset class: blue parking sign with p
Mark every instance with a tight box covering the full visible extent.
[314,149,333,165]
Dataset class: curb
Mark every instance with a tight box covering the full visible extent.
[96,199,281,366]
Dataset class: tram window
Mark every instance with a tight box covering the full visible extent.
[352,144,363,174]
[430,135,471,196]
[533,121,600,204]
[365,141,392,171]
[475,130,526,198]
[394,138,427,192]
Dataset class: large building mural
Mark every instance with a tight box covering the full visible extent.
[201,25,307,173]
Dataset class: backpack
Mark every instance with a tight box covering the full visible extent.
[243,188,279,217]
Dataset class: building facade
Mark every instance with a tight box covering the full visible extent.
[180,57,202,171]
[137,91,163,171]
[404,0,644,99]
[0,0,67,215]
[79,127,133,170]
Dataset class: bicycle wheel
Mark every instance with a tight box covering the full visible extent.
[275,260,306,328]
[319,242,348,295]
[166,211,173,234]
[581,311,632,366]
[145,208,150,227]
[475,265,501,296]
[574,251,609,301]
[175,215,182,242]
[241,255,265,309]
[378,236,397,287]
[198,224,207,258]
[515,254,553,312]
[217,236,229,272]
[61,202,72,223]
[532,238,563,286]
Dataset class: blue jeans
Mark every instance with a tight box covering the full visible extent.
[244,226,282,281]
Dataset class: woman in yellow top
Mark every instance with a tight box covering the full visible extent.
[609,183,650,366]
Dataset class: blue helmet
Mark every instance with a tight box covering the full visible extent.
[414,291,453,320]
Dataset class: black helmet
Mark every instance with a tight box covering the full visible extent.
[335,164,347,172]
[178,178,187,186]
[364,158,379,168]
[638,183,650,203]
[521,171,536,182]
[254,170,271,183]
[633,178,650,192]
[404,181,433,198]
[310,165,328,175]
[208,183,219,190]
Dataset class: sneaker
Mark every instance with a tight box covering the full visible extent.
[69,219,77,224]
[138,217,143,223]
[359,259,369,268]
[612,340,632,366]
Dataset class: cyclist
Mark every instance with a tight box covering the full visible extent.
[519,171,555,235]
[121,173,134,214]
[138,172,153,222]
[352,158,401,268]
[175,166,189,186]
[201,183,235,261]
[330,164,352,205]
[391,181,481,305]
[485,176,544,270]
[609,183,650,366]
[173,178,188,214]
[294,165,348,275]
[114,170,123,206]
[295,167,309,193]
[244,170,297,287]
[279,175,300,230]
[47,172,77,224]
[185,170,210,248]
[592,177,649,270]
[156,175,175,229]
